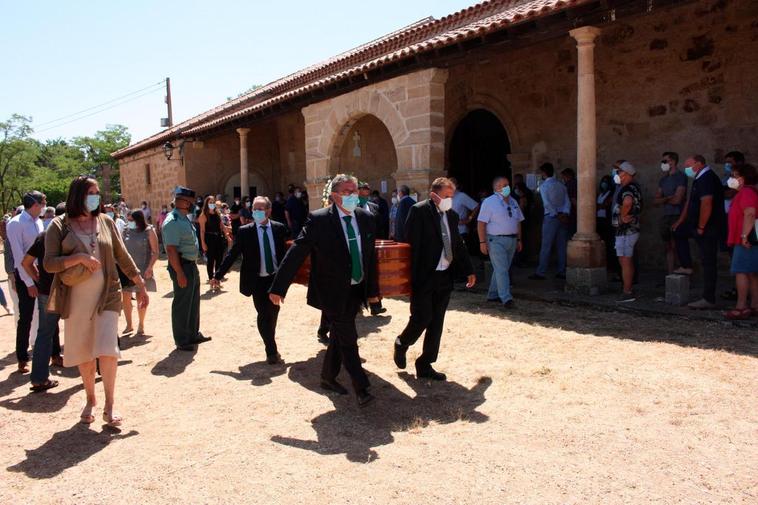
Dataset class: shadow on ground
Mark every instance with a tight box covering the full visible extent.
[151,348,197,377]
[271,352,491,463]
[0,382,85,413]
[211,360,289,386]
[449,288,758,358]
[7,423,138,479]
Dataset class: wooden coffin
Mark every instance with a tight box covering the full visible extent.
[286,239,411,296]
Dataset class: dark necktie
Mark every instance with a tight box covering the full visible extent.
[342,215,362,282]
[261,226,274,275]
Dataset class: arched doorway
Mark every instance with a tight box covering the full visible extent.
[331,114,398,195]
[448,109,511,196]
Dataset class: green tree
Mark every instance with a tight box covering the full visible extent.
[72,124,131,198]
[0,114,39,213]
[32,139,86,205]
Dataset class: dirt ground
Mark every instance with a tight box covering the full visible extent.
[0,257,756,504]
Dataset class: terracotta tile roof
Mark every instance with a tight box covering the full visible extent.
[114,0,588,158]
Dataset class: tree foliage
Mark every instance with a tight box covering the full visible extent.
[0,116,130,214]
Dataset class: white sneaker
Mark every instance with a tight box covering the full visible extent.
[688,298,716,310]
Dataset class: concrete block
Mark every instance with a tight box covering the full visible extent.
[665,274,690,306]
[566,267,607,296]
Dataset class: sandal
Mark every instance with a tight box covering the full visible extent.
[30,379,59,392]
[725,308,752,320]
[103,410,123,427]
[80,405,96,424]
[17,361,29,373]
[122,327,134,335]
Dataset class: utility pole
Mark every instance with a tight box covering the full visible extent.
[165,77,173,127]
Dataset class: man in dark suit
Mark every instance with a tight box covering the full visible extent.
[394,185,416,243]
[212,196,287,364]
[371,190,390,239]
[270,174,379,407]
[394,177,476,380]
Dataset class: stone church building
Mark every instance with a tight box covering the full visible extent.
[114,0,758,291]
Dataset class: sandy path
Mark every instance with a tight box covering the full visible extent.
[0,258,756,504]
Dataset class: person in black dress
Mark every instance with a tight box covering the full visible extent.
[198,195,225,282]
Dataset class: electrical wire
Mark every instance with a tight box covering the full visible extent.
[34,80,165,128]
[36,86,165,133]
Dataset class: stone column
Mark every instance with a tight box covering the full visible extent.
[566,26,606,295]
[237,128,251,198]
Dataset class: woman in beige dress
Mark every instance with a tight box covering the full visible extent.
[44,176,149,427]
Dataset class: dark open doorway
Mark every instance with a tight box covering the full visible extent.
[448,109,511,197]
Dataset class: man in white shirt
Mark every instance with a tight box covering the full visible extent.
[478,176,524,308]
[6,191,46,372]
[449,177,480,246]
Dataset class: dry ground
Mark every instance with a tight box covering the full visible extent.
[0,258,756,504]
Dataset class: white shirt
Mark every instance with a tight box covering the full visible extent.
[7,210,43,287]
[116,217,127,236]
[436,208,452,271]
[336,206,363,284]
[452,191,478,234]
[256,222,278,277]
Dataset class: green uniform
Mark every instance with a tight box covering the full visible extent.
[162,209,201,346]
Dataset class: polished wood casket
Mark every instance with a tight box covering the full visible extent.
[287,239,411,296]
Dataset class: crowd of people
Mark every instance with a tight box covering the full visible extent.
[1,151,755,421]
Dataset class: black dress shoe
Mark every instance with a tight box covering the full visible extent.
[502,299,515,309]
[416,367,446,381]
[317,332,329,345]
[193,333,212,344]
[555,273,566,279]
[356,389,375,407]
[370,302,387,316]
[393,341,407,369]
[266,353,283,365]
[177,344,197,352]
[486,298,501,303]
[528,274,546,280]
[320,379,348,395]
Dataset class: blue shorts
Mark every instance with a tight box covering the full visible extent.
[615,233,639,258]
[731,244,758,274]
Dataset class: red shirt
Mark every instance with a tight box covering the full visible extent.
[727,187,758,246]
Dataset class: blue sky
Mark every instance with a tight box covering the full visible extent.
[1,0,474,144]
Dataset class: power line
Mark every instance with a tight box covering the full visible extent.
[34,80,165,128]
[36,86,164,133]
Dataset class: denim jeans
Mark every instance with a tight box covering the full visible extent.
[536,216,568,276]
[30,294,61,384]
[487,235,518,303]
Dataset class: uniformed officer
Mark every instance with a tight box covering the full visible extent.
[162,186,211,351]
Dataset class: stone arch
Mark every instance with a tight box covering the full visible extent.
[446,92,522,154]
[319,89,409,171]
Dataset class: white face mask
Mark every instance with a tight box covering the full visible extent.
[410,193,418,202]
[661,162,670,172]
[294,191,302,199]
[727,177,741,190]
[391,197,398,205]
[437,197,453,212]
[613,174,622,185]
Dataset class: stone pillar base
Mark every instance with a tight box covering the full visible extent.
[665,274,690,306]
[566,238,606,295]
[566,267,607,295]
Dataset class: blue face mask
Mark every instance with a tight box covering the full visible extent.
[340,194,360,213]
[684,166,696,178]
[252,210,267,224]
[500,186,511,198]
[106,211,115,219]
[208,203,216,211]
[127,221,137,230]
[724,162,733,175]
[85,194,101,212]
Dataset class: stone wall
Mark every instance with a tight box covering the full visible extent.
[119,146,182,212]
[445,0,758,266]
